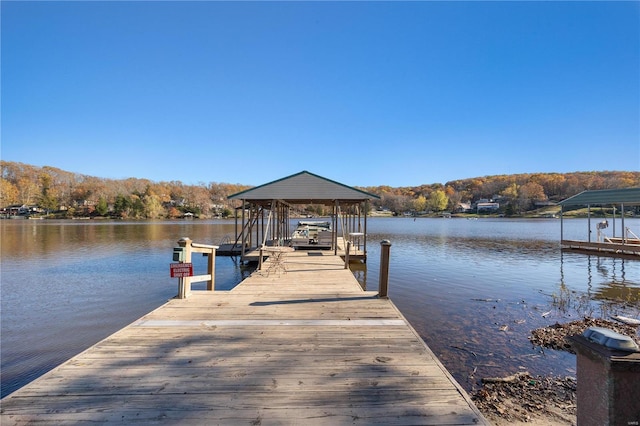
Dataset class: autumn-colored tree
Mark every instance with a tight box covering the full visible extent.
[413,195,427,212]
[2,161,639,217]
[509,182,546,212]
[0,178,19,206]
[167,206,182,219]
[520,182,546,201]
[500,183,518,201]
[17,176,38,206]
[381,193,412,213]
[445,186,462,211]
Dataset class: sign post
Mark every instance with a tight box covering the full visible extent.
[170,262,193,300]
[171,237,218,299]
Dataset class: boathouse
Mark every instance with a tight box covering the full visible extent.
[227,171,380,261]
[559,187,640,257]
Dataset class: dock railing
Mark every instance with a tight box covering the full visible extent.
[175,237,219,299]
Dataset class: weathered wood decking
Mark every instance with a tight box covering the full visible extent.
[562,239,640,258]
[1,251,488,425]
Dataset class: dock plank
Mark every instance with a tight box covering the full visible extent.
[1,250,488,425]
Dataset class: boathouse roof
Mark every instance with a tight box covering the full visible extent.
[559,187,640,206]
[227,170,380,205]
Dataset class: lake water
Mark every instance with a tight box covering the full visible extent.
[2,217,639,397]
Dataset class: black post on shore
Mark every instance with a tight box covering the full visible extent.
[379,240,391,298]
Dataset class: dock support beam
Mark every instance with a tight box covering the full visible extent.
[379,240,391,298]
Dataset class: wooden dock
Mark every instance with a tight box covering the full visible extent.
[1,250,488,425]
[562,239,640,258]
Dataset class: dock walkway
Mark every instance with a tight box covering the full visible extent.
[1,251,488,425]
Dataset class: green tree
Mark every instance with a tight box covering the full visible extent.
[427,190,449,212]
[40,193,58,214]
[95,197,109,216]
[39,174,58,213]
[113,195,131,218]
[130,196,145,218]
[143,194,164,218]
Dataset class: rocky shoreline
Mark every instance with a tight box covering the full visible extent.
[471,317,639,425]
[528,317,639,353]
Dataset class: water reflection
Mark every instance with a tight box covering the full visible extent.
[552,253,640,320]
[349,262,368,290]
[0,219,250,397]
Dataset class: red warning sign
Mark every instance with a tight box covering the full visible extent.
[170,263,193,278]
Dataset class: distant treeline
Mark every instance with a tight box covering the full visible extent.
[1,161,638,218]
[361,171,640,216]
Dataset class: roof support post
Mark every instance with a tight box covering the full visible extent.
[612,205,616,238]
[588,205,591,243]
[364,200,369,262]
[260,206,265,247]
[241,200,246,258]
[334,200,339,256]
[560,206,564,242]
[234,208,238,247]
[621,203,626,245]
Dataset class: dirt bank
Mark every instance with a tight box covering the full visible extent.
[528,317,639,353]
[472,372,576,425]
[471,316,639,425]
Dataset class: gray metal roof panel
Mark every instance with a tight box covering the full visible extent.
[227,171,380,201]
[559,188,640,206]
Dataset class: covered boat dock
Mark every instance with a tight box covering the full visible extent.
[226,171,380,262]
[559,187,640,258]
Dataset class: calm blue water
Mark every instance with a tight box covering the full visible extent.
[2,217,639,397]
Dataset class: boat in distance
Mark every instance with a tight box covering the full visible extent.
[290,221,332,249]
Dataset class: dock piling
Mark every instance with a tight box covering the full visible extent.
[344,241,351,268]
[378,239,391,298]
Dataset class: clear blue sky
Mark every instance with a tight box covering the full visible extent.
[2,1,639,187]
